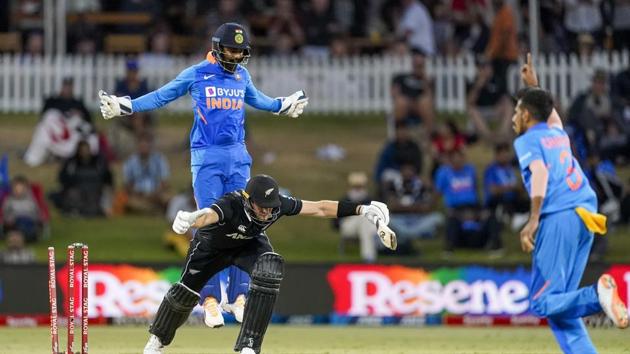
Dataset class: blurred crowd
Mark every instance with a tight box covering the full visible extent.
[2,0,630,58]
[337,46,630,263]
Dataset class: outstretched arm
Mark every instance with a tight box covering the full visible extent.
[245,77,308,117]
[99,66,195,119]
[521,53,563,129]
[171,208,218,234]
[300,200,397,250]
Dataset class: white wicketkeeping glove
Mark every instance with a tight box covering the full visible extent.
[360,201,390,226]
[98,90,133,119]
[360,201,396,251]
[172,208,211,234]
[274,90,308,118]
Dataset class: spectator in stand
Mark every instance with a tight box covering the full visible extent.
[612,0,630,50]
[563,0,604,52]
[430,120,468,180]
[115,133,171,215]
[42,77,92,123]
[301,0,340,57]
[110,59,153,158]
[334,172,379,262]
[204,0,249,41]
[483,142,529,229]
[612,63,630,126]
[329,35,351,57]
[458,11,490,56]
[383,163,444,254]
[466,57,514,140]
[390,49,435,132]
[539,1,568,53]
[1,176,43,243]
[396,0,435,56]
[0,154,9,201]
[622,177,630,225]
[435,149,502,255]
[67,12,100,55]
[24,30,44,56]
[268,0,305,54]
[567,69,614,157]
[24,77,98,166]
[484,0,518,96]
[583,152,625,261]
[374,123,423,196]
[51,140,113,217]
[0,229,35,264]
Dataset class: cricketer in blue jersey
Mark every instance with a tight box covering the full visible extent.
[512,54,627,354]
[98,23,309,331]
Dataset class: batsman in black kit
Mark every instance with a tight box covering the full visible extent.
[143,174,397,354]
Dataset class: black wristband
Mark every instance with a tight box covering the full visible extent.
[337,200,360,218]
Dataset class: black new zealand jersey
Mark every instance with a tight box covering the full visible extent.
[196,191,302,249]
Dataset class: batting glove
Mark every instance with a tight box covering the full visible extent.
[360,201,390,226]
[172,208,211,234]
[98,90,132,119]
[274,90,308,118]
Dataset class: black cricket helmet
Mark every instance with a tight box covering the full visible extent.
[211,22,251,73]
[243,175,281,226]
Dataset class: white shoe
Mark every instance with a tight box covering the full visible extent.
[223,294,246,323]
[203,296,225,328]
[598,274,629,329]
[240,348,256,354]
[143,335,165,354]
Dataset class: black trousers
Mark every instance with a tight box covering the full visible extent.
[178,235,273,293]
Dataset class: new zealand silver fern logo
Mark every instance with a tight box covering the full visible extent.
[264,188,274,197]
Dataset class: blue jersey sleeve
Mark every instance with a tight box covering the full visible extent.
[131,66,195,112]
[514,135,544,171]
[244,76,281,112]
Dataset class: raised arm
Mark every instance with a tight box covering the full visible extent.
[521,53,563,129]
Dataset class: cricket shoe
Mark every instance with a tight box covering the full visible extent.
[240,348,256,354]
[598,274,629,329]
[203,296,225,328]
[222,294,246,323]
[143,334,165,354]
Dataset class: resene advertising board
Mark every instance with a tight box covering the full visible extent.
[1,263,629,322]
[327,265,532,316]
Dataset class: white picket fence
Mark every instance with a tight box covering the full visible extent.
[0,51,628,114]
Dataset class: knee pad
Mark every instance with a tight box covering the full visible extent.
[150,283,199,345]
[250,252,284,293]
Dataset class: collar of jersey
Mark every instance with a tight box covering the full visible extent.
[529,122,549,132]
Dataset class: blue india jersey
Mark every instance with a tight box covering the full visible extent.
[513,123,597,215]
[130,53,281,164]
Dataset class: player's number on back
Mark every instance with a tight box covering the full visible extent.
[559,150,583,191]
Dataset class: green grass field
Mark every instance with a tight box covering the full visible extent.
[1,325,629,353]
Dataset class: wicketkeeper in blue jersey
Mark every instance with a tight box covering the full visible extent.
[513,54,628,354]
[98,23,308,329]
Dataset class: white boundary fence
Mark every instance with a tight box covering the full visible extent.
[0,51,628,114]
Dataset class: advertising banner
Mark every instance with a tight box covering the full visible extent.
[327,265,532,316]
[604,265,630,307]
[2,262,628,326]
